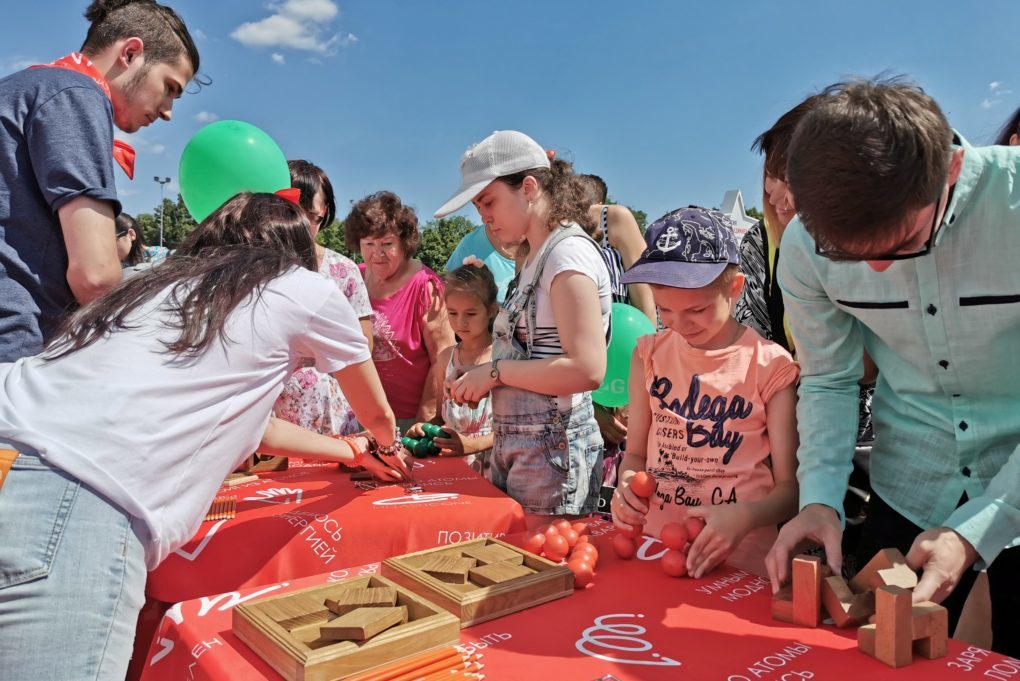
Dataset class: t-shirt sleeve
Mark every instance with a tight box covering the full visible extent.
[293,286,372,374]
[758,344,800,404]
[538,235,609,293]
[26,84,120,213]
[327,253,373,318]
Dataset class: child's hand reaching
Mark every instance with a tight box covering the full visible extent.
[685,504,754,579]
[611,471,651,536]
[433,429,468,457]
[406,422,426,438]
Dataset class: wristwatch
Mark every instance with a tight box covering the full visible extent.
[490,359,502,386]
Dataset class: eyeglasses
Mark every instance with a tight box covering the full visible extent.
[814,186,948,262]
[115,230,130,238]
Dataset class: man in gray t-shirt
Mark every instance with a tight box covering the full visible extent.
[0,1,200,362]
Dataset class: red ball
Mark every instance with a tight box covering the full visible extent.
[570,542,599,563]
[661,549,688,578]
[659,522,689,551]
[622,522,645,540]
[552,518,573,534]
[575,534,591,544]
[543,534,569,561]
[569,559,595,588]
[684,517,706,542]
[612,534,636,559]
[630,472,657,498]
[561,528,580,547]
[522,531,546,555]
[571,522,589,536]
[540,523,560,539]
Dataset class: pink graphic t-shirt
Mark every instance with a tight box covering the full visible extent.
[637,326,799,576]
[361,264,444,419]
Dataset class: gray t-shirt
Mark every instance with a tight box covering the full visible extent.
[0,66,120,362]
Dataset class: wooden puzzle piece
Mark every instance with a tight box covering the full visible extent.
[857,586,948,667]
[260,593,332,632]
[324,586,398,616]
[821,575,875,628]
[770,555,830,626]
[420,555,477,584]
[468,561,534,586]
[320,605,408,641]
[849,548,918,593]
[460,543,525,566]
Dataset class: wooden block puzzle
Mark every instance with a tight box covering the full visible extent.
[319,605,408,641]
[461,543,525,566]
[849,548,918,594]
[468,561,534,586]
[821,575,875,628]
[420,555,478,584]
[324,586,398,616]
[770,555,829,626]
[857,586,948,668]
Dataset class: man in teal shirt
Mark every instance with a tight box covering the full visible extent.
[765,79,1019,657]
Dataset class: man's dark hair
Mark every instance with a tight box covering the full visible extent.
[82,0,200,74]
[787,77,952,251]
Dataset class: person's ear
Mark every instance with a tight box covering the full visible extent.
[128,227,137,241]
[521,175,540,203]
[730,271,746,300]
[119,37,145,67]
[946,147,965,186]
[1010,133,1020,147]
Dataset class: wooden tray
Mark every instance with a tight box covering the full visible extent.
[232,575,460,681]
[381,537,573,627]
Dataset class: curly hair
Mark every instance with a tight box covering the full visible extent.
[498,158,591,233]
[344,191,420,256]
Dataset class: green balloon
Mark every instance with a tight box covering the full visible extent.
[592,302,657,408]
[178,120,290,222]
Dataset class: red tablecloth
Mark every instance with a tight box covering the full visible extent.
[147,457,527,603]
[140,519,1013,681]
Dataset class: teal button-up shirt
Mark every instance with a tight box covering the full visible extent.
[778,134,1020,567]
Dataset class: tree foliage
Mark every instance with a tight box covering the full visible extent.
[745,206,764,221]
[133,195,198,249]
[417,216,475,272]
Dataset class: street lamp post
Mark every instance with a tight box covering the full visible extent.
[153,176,171,248]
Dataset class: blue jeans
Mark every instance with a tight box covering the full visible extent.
[0,446,146,680]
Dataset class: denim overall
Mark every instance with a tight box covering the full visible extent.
[489,225,605,515]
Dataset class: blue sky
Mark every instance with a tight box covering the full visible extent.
[5,1,1019,225]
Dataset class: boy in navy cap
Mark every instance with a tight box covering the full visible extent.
[610,206,800,579]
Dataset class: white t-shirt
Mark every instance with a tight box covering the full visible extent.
[515,226,612,407]
[0,267,370,568]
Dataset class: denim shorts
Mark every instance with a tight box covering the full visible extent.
[0,444,146,681]
[490,396,604,515]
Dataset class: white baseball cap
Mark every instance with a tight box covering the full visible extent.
[433,130,550,218]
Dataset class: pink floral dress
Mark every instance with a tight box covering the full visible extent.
[273,249,372,435]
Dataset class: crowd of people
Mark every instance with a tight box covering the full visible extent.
[0,1,1018,678]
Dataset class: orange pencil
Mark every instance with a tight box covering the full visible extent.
[419,663,486,681]
[402,660,483,681]
[391,657,481,681]
[348,646,461,681]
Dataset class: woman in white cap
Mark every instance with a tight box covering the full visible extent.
[435,130,612,520]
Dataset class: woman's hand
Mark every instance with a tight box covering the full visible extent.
[594,404,628,445]
[685,503,754,579]
[448,364,494,405]
[360,451,406,482]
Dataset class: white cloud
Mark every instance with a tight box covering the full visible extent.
[194,28,208,41]
[982,98,997,109]
[2,55,41,73]
[272,52,286,64]
[115,132,166,155]
[195,111,220,123]
[989,81,1001,91]
[231,0,354,56]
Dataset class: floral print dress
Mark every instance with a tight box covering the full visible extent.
[273,249,373,435]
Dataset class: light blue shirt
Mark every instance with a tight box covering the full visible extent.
[778,134,1020,568]
[445,225,516,303]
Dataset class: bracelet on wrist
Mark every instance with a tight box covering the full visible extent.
[369,427,404,457]
[334,435,366,467]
